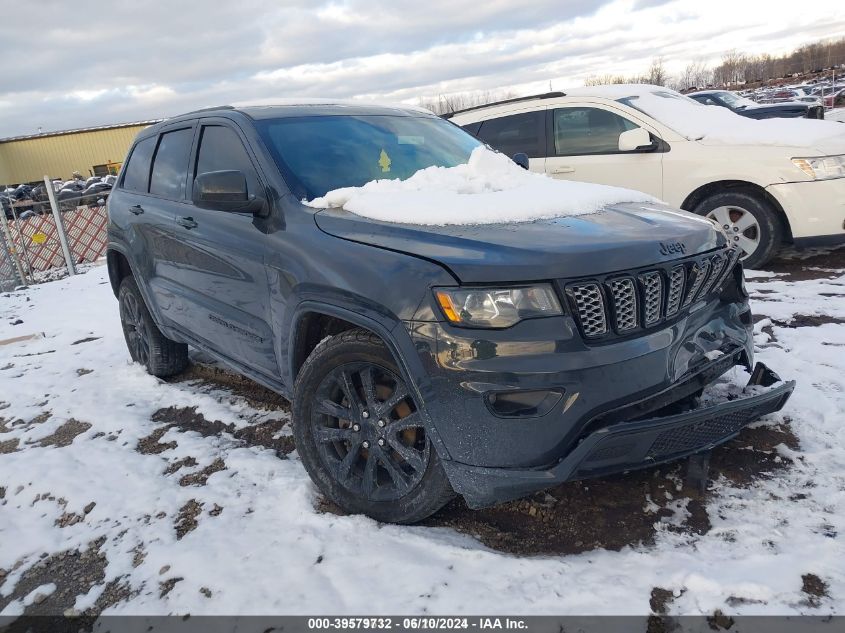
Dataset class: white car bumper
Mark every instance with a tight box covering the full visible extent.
[767,178,845,242]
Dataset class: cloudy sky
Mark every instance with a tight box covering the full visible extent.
[1,0,844,137]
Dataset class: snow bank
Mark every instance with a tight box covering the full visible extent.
[304,146,656,225]
[627,88,845,147]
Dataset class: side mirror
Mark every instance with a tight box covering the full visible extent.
[618,127,656,152]
[193,170,264,213]
[512,153,530,170]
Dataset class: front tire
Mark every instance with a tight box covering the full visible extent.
[118,275,188,377]
[293,329,454,524]
[693,190,784,269]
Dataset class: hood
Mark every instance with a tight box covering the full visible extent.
[314,201,723,283]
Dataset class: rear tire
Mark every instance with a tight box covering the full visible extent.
[293,328,454,524]
[693,190,784,269]
[118,275,188,377]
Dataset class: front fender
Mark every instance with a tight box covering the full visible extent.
[286,299,451,461]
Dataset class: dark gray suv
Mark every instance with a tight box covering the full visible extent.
[106,102,793,523]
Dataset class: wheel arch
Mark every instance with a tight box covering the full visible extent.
[288,301,450,460]
[106,247,133,297]
[680,180,793,243]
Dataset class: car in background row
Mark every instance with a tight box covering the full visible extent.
[688,90,825,120]
[824,88,845,109]
[450,85,845,268]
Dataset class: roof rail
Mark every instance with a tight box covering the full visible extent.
[442,92,566,118]
[178,105,235,116]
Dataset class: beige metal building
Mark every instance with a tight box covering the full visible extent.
[0,120,161,186]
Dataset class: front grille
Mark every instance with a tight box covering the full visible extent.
[640,272,662,326]
[571,283,607,337]
[565,248,734,340]
[682,259,709,308]
[665,266,685,317]
[609,278,638,331]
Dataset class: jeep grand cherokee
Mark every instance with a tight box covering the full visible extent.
[106,102,793,523]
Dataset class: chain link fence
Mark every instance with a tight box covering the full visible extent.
[0,228,22,291]
[1,180,110,286]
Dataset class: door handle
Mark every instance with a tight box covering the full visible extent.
[550,166,575,174]
[177,216,198,229]
[129,205,144,215]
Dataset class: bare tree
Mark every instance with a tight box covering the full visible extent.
[583,73,628,86]
[646,57,668,86]
[677,59,712,91]
[418,89,518,115]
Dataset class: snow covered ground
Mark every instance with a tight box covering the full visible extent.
[1,249,844,618]
[828,107,845,123]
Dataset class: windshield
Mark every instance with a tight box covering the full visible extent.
[255,114,482,200]
[717,91,757,108]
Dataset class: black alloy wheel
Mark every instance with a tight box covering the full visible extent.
[311,361,430,502]
[120,287,151,368]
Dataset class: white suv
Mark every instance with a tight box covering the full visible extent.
[450,85,845,268]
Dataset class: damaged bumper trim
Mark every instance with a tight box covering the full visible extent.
[444,362,795,509]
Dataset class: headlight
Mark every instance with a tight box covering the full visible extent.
[434,285,562,328]
[792,155,845,180]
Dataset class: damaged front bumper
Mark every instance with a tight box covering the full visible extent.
[443,362,795,509]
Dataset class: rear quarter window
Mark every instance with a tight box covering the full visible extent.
[121,136,156,193]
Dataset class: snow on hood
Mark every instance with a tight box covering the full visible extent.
[303,147,657,225]
[618,87,845,148]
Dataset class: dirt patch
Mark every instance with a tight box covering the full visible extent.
[765,248,845,281]
[179,457,226,486]
[801,573,829,607]
[419,421,798,556]
[136,427,177,455]
[708,421,798,488]
[158,577,183,599]
[772,315,845,328]
[76,368,93,376]
[152,406,230,438]
[0,537,113,618]
[35,419,91,448]
[175,499,203,539]
[151,406,294,456]
[0,437,19,453]
[650,587,682,614]
[71,337,101,345]
[164,456,198,475]
[2,411,52,434]
[166,361,289,411]
[726,595,766,607]
[55,502,96,528]
[233,418,296,455]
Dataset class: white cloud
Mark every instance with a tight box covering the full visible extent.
[0,0,843,136]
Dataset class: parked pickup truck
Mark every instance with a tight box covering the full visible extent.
[106,102,793,523]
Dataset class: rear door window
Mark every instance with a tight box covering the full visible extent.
[552,107,639,156]
[475,112,545,158]
[195,125,260,196]
[149,128,194,200]
[121,136,156,193]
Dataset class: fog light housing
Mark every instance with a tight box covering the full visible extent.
[485,389,564,418]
